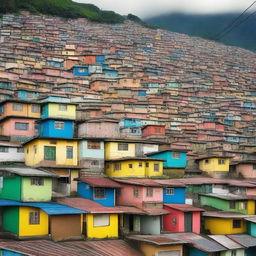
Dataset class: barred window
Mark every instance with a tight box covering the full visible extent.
[29,211,40,225]
[118,143,128,151]
[54,121,64,129]
[94,188,105,199]
[66,146,73,159]
[31,177,44,186]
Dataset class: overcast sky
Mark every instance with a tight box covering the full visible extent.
[74,0,256,18]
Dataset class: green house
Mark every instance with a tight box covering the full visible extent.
[0,167,57,202]
[200,194,255,215]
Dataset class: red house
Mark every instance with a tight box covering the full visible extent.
[142,125,165,137]
[163,204,204,234]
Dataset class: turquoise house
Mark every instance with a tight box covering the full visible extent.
[0,167,57,202]
[246,216,256,237]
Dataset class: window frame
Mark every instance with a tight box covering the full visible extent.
[15,122,29,131]
[29,211,40,225]
[172,152,180,159]
[58,104,68,111]
[146,187,153,197]
[12,103,23,111]
[93,214,110,227]
[94,187,106,199]
[153,163,159,172]
[134,186,139,198]
[66,146,73,159]
[31,177,44,186]
[118,143,128,151]
[165,187,175,195]
[87,141,101,149]
[54,121,64,130]
[232,219,241,229]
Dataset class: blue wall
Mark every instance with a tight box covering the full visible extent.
[163,187,186,204]
[77,182,116,207]
[17,91,39,100]
[79,140,104,159]
[248,222,256,237]
[0,82,12,89]
[73,66,89,76]
[96,55,105,63]
[148,151,187,168]
[39,119,73,138]
[121,118,142,128]
[3,250,24,256]
[189,248,208,256]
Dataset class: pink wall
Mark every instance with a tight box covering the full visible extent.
[192,211,201,234]
[163,206,184,232]
[87,122,119,138]
[142,187,163,204]
[247,188,256,196]
[237,164,256,178]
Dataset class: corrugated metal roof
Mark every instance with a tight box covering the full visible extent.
[106,157,165,162]
[164,204,205,212]
[57,198,123,213]
[245,216,256,223]
[203,211,250,218]
[114,206,146,214]
[76,177,122,188]
[163,233,226,252]
[127,235,187,245]
[208,235,244,249]
[0,167,58,177]
[114,178,162,187]
[142,208,169,216]
[200,193,250,201]
[153,179,186,187]
[228,234,256,248]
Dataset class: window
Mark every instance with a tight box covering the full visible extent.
[239,202,247,210]
[172,217,177,225]
[118,143,128,151]
[172,152,180,159]
[13,103,23,111]
[17,148,24,153]
[87,141,101,149]
[253,164,256,170]
[114,163,121,171]
[54,121,64,129]
[31,104,40,113]
[134,187,139,198]
[146,187,153,197]
[29,211,40,225]
[33,145,37,154]
[59,104,67,111]
[154,163,159,172]
[218,159,225,165]
[15,122,29,130]
[139,162,143,167]
[128,164,133,168]
[94,188,105,199]
[205,159,210,164]
[155,127,162,133]
[231,250,237,256]
[166,187,174,195]
[131,128,138,134]
[146,162,149,167]
[91,160,99,166]
[0,146,8,153]
[31,177,44,186]
[93,214,110,227]
[229,201,236,209]
[44,146,56,160]
[66,146,73,159]
[232,220,241,228]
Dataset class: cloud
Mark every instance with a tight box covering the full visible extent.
[74,0,256,18]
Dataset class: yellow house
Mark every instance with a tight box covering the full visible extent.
[105,157,164,178]
[105,141,136,160]
[23,138,78,167]
[203,211,248,235]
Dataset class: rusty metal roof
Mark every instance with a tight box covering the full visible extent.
[164,204,205,212]
[153,179,186,187]
[203,211,250,218]
[200,193,250,201]
[57,198,123,214]
[142,207,169,216]
[228,234,256,248]
[76,177,122,188]
[208,235,244,250]
[114,178,162,187]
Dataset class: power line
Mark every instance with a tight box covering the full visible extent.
[211,0,256,40]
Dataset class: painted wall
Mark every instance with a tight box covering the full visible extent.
[79,140,104,159]
[39,120,74,138]
[105,159,163,178]
[189,248,208,256]
[19,207,48,237]
[163,207,184,233]
[204,217,247,234]
[199,158,230,172]
[0,176,22,201]
[220,249,245,256]
[248,222,256,237]
[77,182,116,207]
[0,147,24,162]
[2,250,24,256]
[236,164,256,179]
[105,142,136,160]
[3,207,19,235]
[85,214,118,239]
[141,215,161,235]
[73,66,89,76]
[142,126,165,137]
[163,187,186,204]
[41,103,76,120]
[139,243,183,256]
[21,177,52,202]
[24,139,78,167]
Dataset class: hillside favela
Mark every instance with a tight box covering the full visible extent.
[0,0,256,255]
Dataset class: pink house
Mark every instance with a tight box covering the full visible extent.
[163,204,204,234]
[114,179,163,208]
[235,161,256,179]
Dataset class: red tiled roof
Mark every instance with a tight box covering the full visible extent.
[57,198,123,214]
[76,177,122,188]
[164,203,205,212]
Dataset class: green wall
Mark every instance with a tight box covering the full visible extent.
[3,207,19,235]
[21,177,52,202]
[0,176,21,201]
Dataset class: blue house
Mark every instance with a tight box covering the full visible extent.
[96,55,105,63]
[76,177,122,207]
[0,81,12,89]
[146,150,187,168]
[103,69,119,79]
[16,90,39,101]
[46,60,64,68]
[119,118,142,128]
[73,66,89,76]
[39,119,74,138]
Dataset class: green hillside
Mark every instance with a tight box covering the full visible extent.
[0,0,125,23]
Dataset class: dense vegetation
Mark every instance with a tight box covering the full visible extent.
[0,0,125,23]
[145,13,256,52]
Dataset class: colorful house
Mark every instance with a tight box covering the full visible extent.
[163,204,204,234]
[38,119,74,138]
[142,125,165,137]
[23,137,78,168]
[0,141,24,163]
[76,177,121,207]
[245,216,256,237]
[233,160,256,179]
[200,194,255,215]
[58,197,120,239]
[72,66,89,76]
[0,167,56,202]
[105,157,164,178]
[203,211,248,235]
[196,156,232,178]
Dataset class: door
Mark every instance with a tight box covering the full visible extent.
[157,251,180,256]
[44,146,56,160]
[184,212,192,232]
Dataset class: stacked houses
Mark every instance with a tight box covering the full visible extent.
[0,13,255,255]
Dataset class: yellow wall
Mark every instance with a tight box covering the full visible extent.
[19,207,49,237]
[48,103,76,120]
[140,243,183,256]
[204,217,247,235]
[85,214,118,239]
[248,200,255,215]
[24,139,78,167]
[105,142,136,160]
[105,159,163,178]
[199,158,230,172]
